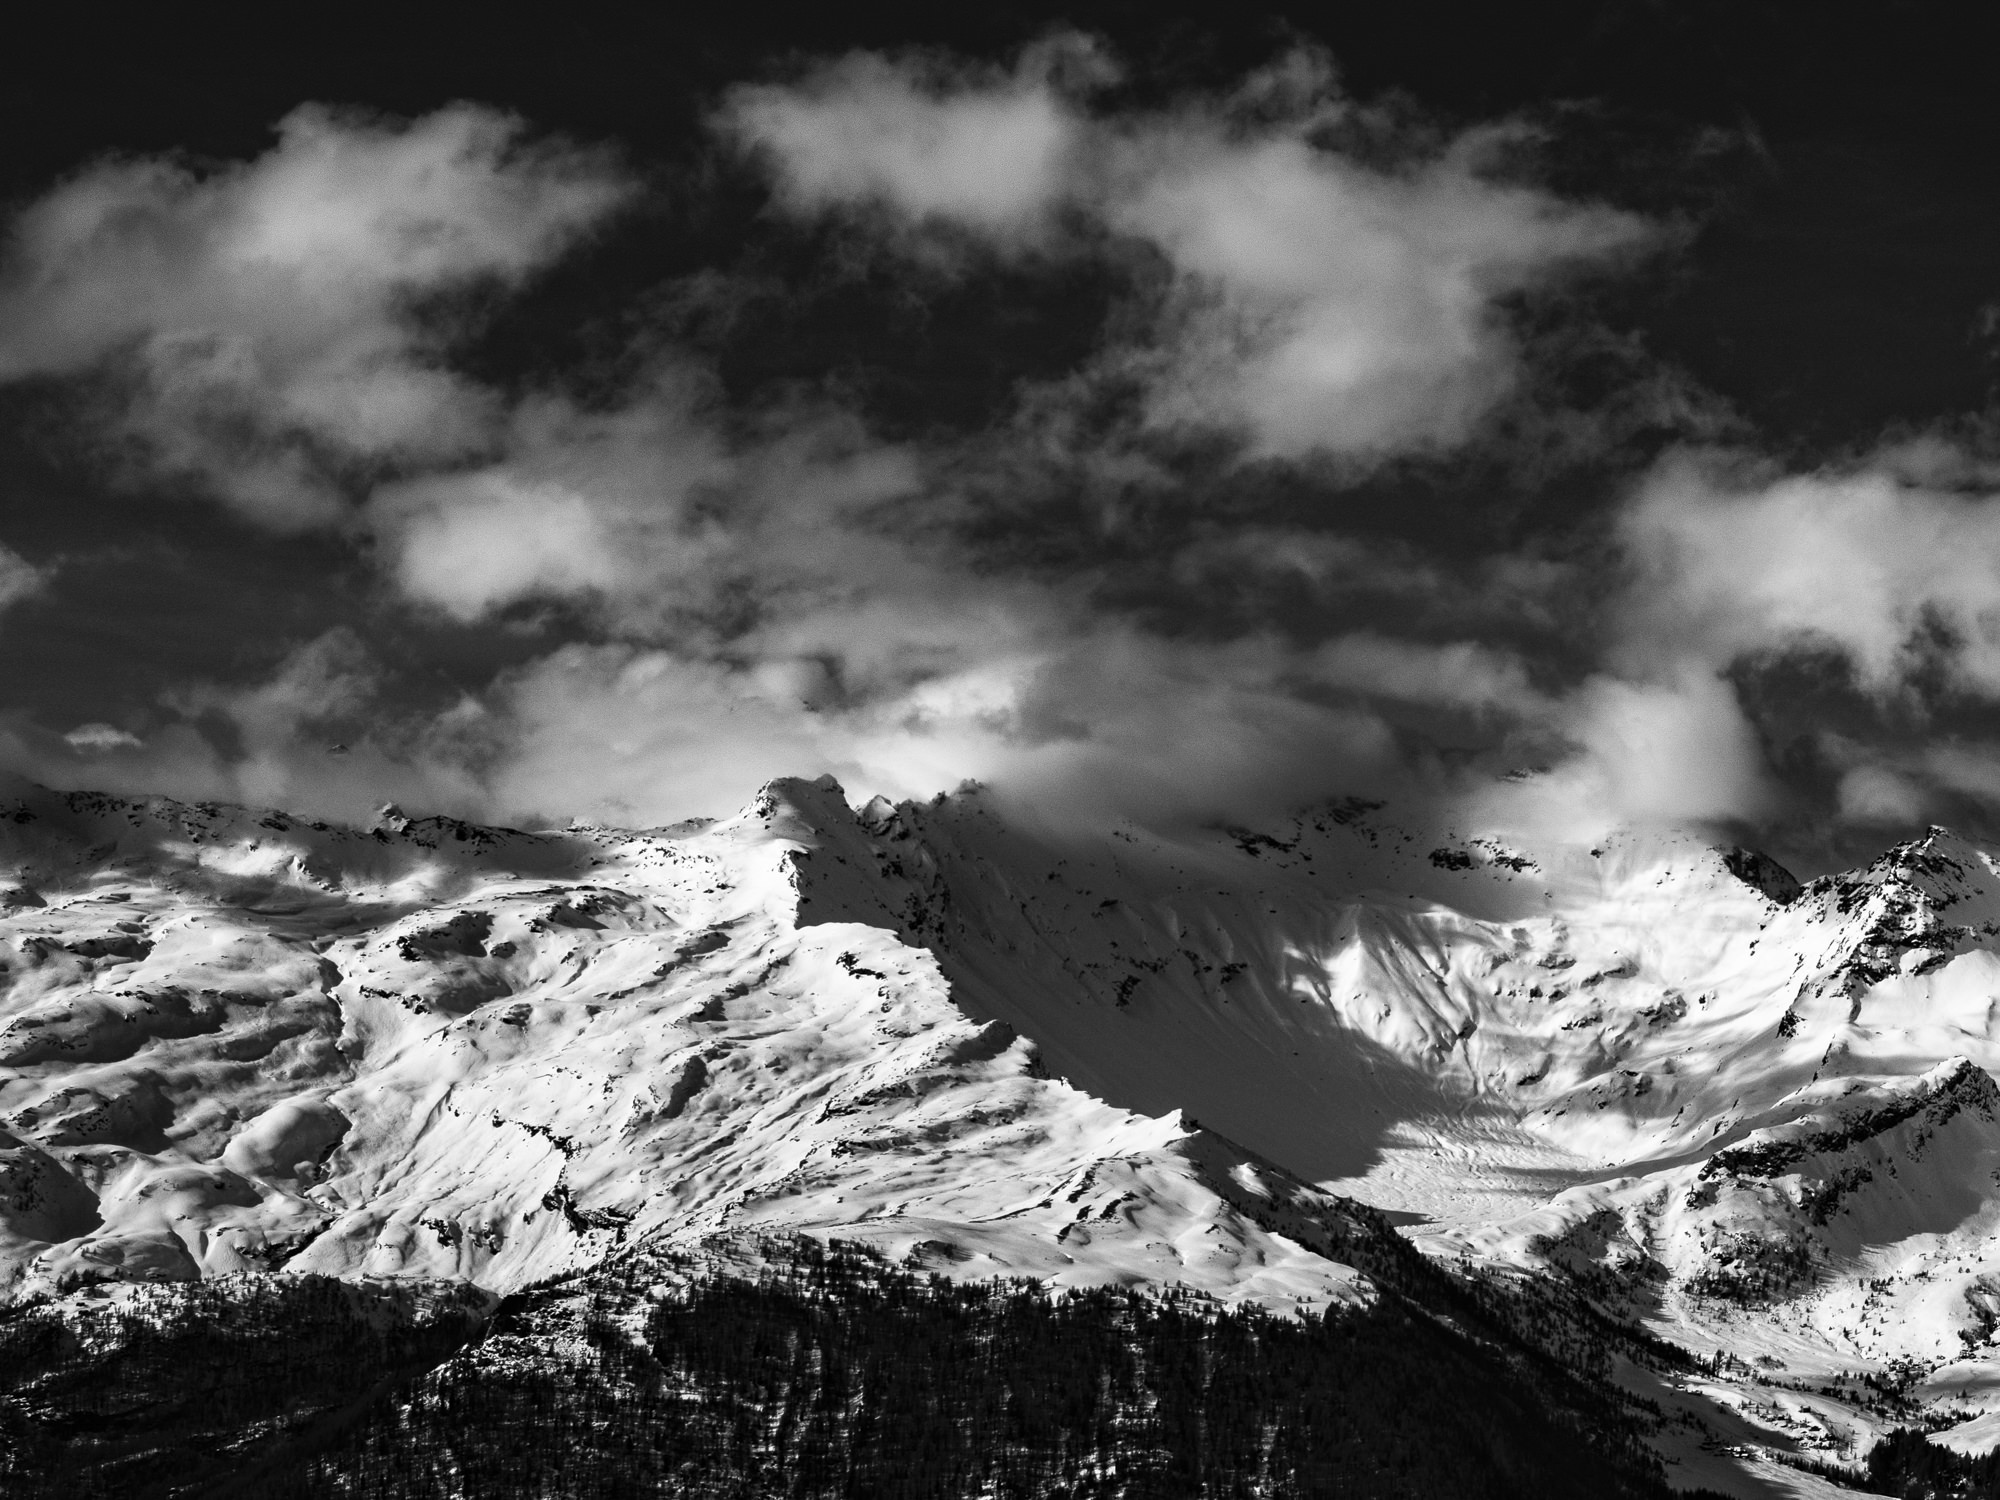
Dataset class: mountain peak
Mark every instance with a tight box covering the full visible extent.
[743,774,852,831]
[1718,845,1803,904]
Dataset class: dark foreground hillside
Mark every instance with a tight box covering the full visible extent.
[1866,1427,2000,1498]
[1,1238,1731,1499]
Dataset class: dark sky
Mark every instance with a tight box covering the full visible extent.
[1,3,1996,867]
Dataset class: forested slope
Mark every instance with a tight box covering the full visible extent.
[2,1237,1724,1500]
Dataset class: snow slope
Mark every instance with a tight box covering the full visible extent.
[0,775,1399,1315]
[16,768,2000,1485]
[780,790,2000,1477]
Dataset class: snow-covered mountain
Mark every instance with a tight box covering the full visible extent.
[0,775,1408,1317]
[13,770,2000,1491]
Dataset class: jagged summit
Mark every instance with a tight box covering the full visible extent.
[1720,845,1803,905]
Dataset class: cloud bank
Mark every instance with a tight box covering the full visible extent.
[3,41,1998,860]
[725,44,1654,461]
[0,103,631,526]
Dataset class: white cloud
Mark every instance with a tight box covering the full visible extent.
[1489,447,2000,836]
[0,61,1734,841]
[725,48,1087,238]
[62,722,143,753]
[1472,667,1780,839]
[369,386,730,622]
[1923,743,2000,800]
[1836,764,1929,825]
[474,624,1407,830]
[388,477,628,619]
[1841,742,2000,825]
[0,104,631,526]
[1109,125,1647,458]
[1618,453,2000,698]
[0,629,483,823]
[369,383,924,629]
[1475,445,2000,839]
[0,543,45,614]
[153,629,484,818]
[1305,632,1544,713]
[726,43,1655,461]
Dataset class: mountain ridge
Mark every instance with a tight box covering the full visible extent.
[11,769,2000,1490]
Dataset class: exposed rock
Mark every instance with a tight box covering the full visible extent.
[1720,846,1803,904]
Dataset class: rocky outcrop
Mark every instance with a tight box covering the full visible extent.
[1721,846,1803,905]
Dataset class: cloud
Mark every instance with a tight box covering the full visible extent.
[1617,452,2000,698]
[1818,740,2000,830]
[0,103,632,526]
[369,381,926,635]
[145,629,485,818]
[1107,123,1649,459]
[478,626,1407,829]
[0,53,1776,845]
[1463,447,2000,840]
[368,382,732,621]
[725,45,1091,239]
[0,543,46,614]
[62,722,144,753]
[1471,667,1780,839]
[0,56,1622,837]
[389,477,630,618]
[1304,632,1545,714]
[725,41,1656,462]
[1836,763,1929,825]
[1435,456,1983,847]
